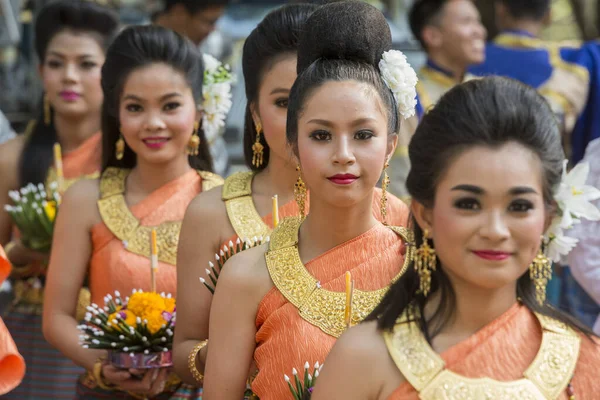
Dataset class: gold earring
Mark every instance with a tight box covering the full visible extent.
[413,229,437,297]
[294,165,307,218]
[115,132,125,161]
[380,160,390,225]
[252,121,264,168]
[187,121,200,156]
[529,238,552,306]
[44,95,51,126]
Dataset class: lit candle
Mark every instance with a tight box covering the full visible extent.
[344,271,353,328]
[53,143,64,193]
[150,228,158,293]
[272,195,279,228]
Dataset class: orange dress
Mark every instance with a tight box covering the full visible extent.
[386,304,600,399]
[0,245,25,395]
[251,216,411,399]
[46,132,102,188]
[89,168,223,304]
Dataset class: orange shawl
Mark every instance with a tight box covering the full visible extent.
[89,169,203,304]
[252,223,408,399]
[0,245,26,394]
[388,304,600,399]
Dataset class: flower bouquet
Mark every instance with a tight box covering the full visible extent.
[202,54,235,145]
[285,362,323,400]
[201,236,268,294]
[4,182,60,252]
[78,289,176,369]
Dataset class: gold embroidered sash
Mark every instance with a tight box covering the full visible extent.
[222,171,271,241]
[265,217,413,338]
[384,310,581,399]
[97,167,223,265]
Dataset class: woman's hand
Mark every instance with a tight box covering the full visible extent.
[7,238,49,271]
[102,364,170,397]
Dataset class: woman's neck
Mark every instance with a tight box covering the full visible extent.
[298,190,378,262]
[54,113,101,153]
[427,275,518,338]
[253,152,297,205]
[128,156,192,196]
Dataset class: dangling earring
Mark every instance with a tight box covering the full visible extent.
[115,131,125,161]
[44,94,51,126]
[380,159,390,225]
[252,121,264,168]
[413,229,437,297]
[530,237,552,306]
[187,121,200,156]
[294,165,307,218]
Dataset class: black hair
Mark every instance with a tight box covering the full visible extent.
[100,25,213,172]
[496,0,551,20]
[287,1,400,155]
[18,0,119,187]
[409,0,449,49]
[163,0,229,14]
[242,4,318,171]
[367,76,596,339]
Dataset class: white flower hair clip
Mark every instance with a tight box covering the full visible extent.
[378,50,418,120]
[201,54,235,144]
[545,160,600,262]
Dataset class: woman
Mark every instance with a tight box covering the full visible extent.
[0,244,26,396]
[311,77,600,399]
[42,26,223,399]
[203,2,416,399]
[0,2,119,398]
[173,3,408,385]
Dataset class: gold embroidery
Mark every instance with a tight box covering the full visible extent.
[222,171,271,240]
[97,168,220,265]
[198,170,224,192]
[384,310,581,400]
[266,217,413,338]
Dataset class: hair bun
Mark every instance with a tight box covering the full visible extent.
[297,0,392,73]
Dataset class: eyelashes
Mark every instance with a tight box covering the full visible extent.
[308,130,375,142]
[453,197,535,213]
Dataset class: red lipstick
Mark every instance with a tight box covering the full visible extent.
[59,91,81,101]
[142,137,170,149]
[328,173,358,185]
[472,250,512,261]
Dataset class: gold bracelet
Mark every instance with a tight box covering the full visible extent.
[188,339,208,383]
[92,359,114,391]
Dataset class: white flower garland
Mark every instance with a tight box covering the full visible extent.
[378,50,418,120]
[201,54,235,144]
[545,160,600,262]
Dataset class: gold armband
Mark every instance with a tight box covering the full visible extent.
[92,359,115,391]
[188,339,208,383]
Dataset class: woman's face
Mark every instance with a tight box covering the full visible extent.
[297,80,394,208]
[119,63,198,165]
[253,54,297,164]
[40,30,105,120]
[419,142,548,292]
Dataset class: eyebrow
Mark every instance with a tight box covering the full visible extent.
[306,117,377,128]
[270,88,290,95]
[123,93,182,102]
[47,51,96,59]
[451,184,538,195]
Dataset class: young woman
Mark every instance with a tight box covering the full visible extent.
[203,2,416,399]
[42,26,222,399]
[312,77,600,399]
[0,2,119,398]
[173,3,409,385]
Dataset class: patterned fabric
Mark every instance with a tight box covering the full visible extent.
[75,381,202,400]
[1,312,83,399]
[387,304,600,399]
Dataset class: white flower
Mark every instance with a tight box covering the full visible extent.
[203,54,220,73]
[379,50,418,120]
[554,161,600,228]
[545,217,579,262]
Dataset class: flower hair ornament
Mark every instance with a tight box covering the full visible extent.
[378,50,418,120]
[545,160,600,262]
[201,54,235,145]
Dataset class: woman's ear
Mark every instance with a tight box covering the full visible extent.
[411,199,433,235]
[386,134,399,161]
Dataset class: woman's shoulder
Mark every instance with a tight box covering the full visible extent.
[0,135,25,175]
[61,178,102,222]
[217,243,272,298]
[184,185,229,228]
